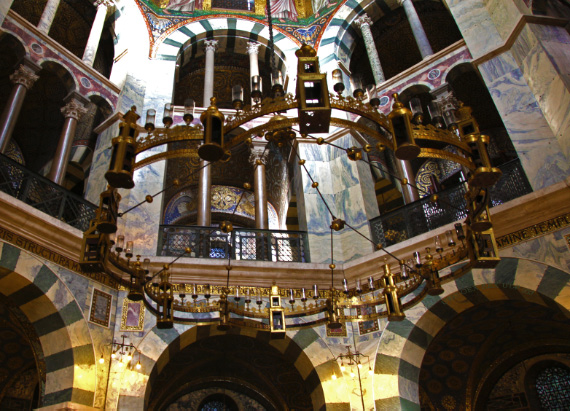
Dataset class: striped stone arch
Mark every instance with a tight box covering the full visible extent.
[318,0,399,71]
[372,257,570,409]
[153,17,299,80]
[0,241,97,407]
[118,323,348,409]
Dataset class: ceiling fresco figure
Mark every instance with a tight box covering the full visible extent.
[165,0,198,12]
[269,0,298,22]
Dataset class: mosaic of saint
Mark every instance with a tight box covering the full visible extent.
[141,0,340,27]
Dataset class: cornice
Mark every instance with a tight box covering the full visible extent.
[0,178,568,288]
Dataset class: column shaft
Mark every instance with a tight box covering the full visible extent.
[47,95,88,185]
[250,145,269,229]
[401,0,433,58]
[247,42,260,78]
[397,159,419,204]
[202,40,218,106]
[254,163,268,229]
[82,1,110,66]
[197,160,212,226]
[355,16,385,85]
[0,61,40,153]
[38,0,61,33]
[197,39,218,226]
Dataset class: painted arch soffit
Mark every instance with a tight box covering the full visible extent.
[134,0,353,52]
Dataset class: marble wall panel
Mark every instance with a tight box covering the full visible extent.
[334,186,368,229]
[484,0,523,40]
[513,24,570,160]
[304,193,336,234]
[307,232,332,263]
[446,0,504,59]
[85,74,147,203]
[330,155,359,195]
[303,160,334,195]
[116,146,166,256]
[499,226,570,274]
[479,52,569,189]
[356,153,380,220]
[0,0,14,26]
[84,126,114,204]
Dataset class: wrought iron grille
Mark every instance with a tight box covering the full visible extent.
[0,154,97,231]
[370,158,532,247]
[158,225,310,262]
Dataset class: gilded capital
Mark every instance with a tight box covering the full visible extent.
[246,41,260,55]
[249,146,268,166]
[204,39,219,53]
[10,65,40,90]
[61,99,88,121]
[93,0,114,7]
[355,15,373,29]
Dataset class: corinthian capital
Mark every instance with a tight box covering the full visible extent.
[61,99,88,120]
[93,0,114,7]
[355,14,373,29]
[249,145,268,166]
[61,92,89,120]
[204,39,219,53]
[10,64,40,90]
[246,41,260,55]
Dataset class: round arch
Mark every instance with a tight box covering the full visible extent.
[370,257,570,408]
[116,323,341,409]
[153,17,300,73]
[39,59,77,94]
[0,242,98,408]
[0,32,28,65]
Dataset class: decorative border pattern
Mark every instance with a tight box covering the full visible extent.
[0,225,120,288]
[89,289,113,327]
[326,322,347,337]
[496,213,570,249]
[357,305,379,335]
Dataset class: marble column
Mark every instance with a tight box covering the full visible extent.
[37,0,61,34]
[47,93,89,185]
[249,143,269,229]
[355,15,385,86]
[396,159,419,204]
[197,39,218,227]
[247,41,261,104]
[82,0,113,67]
[401,0,433,59]
[202,39,218,107]
[0,59,41,154]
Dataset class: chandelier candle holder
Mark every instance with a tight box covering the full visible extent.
[101,335,141,371]
[80,43,503,332]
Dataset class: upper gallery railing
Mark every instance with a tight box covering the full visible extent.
[370,159,533,247]
[0,153,97,231]
[158,225,310,263]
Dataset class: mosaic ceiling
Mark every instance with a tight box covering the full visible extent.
[137,0,343,47]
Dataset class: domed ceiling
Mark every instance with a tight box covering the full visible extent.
[136,0,342,47]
